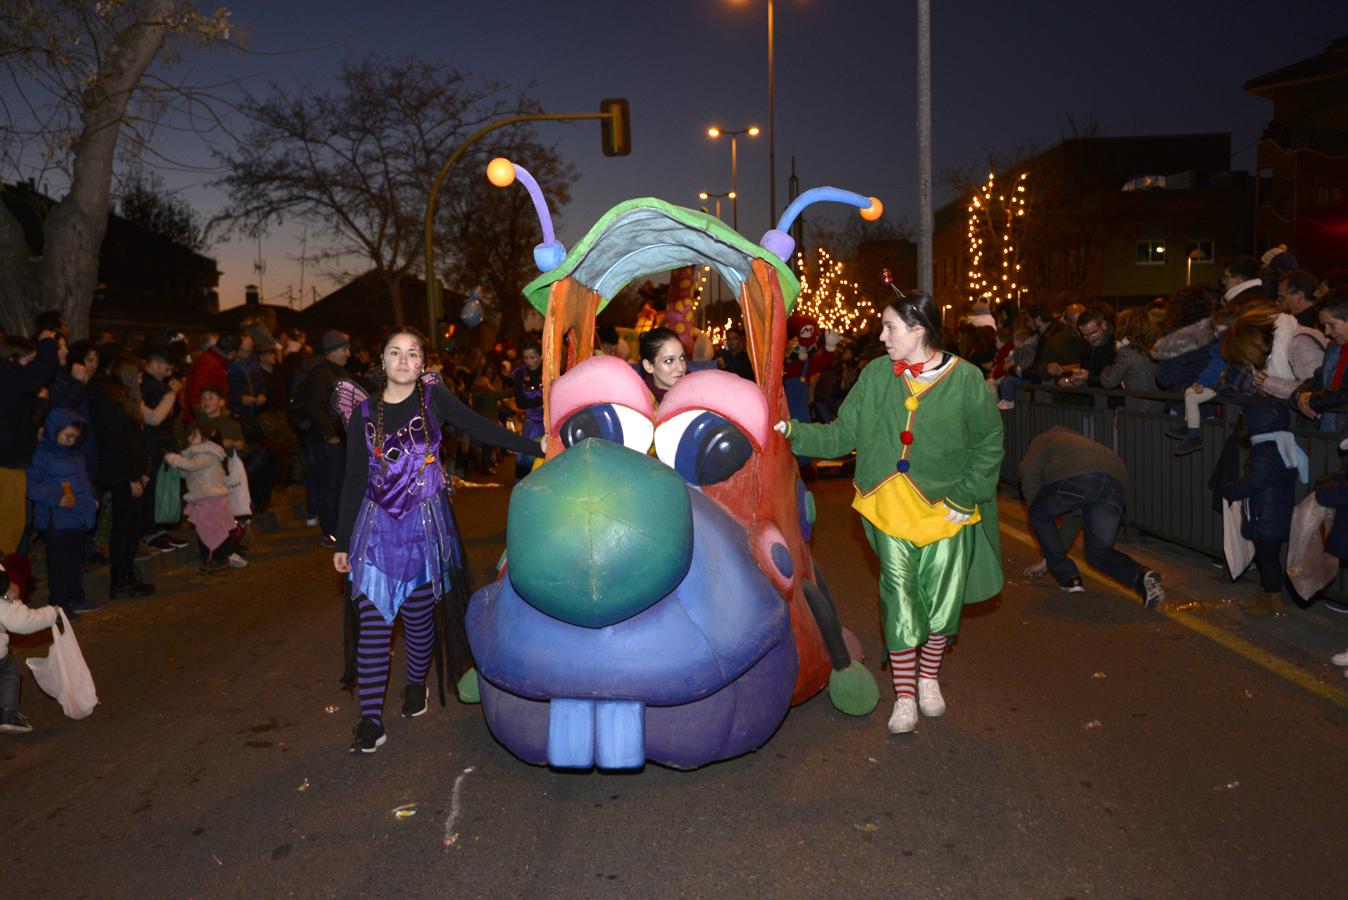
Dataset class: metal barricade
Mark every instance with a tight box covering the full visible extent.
[1003,383,1348,598]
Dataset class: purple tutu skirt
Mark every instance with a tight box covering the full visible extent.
[348,490,464,623]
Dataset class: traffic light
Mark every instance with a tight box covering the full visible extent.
[600,98,631,157]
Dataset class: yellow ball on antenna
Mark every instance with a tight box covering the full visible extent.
[487,157,516,188]
[859,197,884,221]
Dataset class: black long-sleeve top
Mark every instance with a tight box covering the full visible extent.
[335,382,542,552]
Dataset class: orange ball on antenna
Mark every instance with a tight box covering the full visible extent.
[487,157,516,187]
[860,197,884,221]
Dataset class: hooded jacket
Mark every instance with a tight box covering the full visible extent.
[165,440,229,502]
[26,408,97,532]
[1221,401,1298,541]
[0,336,59,468]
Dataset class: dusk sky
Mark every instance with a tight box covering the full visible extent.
[105,0,1348,310]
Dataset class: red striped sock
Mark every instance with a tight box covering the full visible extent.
[919,635,948,681]
[889,649,917,699]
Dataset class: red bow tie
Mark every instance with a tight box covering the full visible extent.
[893,360,925,377]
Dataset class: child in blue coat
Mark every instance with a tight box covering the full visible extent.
[26,409,99,620]
[1221,400,1306,617]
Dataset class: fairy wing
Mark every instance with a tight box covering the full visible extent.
[331,378,370,427]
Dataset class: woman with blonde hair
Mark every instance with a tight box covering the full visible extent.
[1221,304,1326,400]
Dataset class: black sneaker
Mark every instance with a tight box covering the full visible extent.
[401,683,429,718]
[110,581,156,600]
[145,533,177,552]
[1138,570,1165,609]
[0,710,34,734]
[68,598,103,614]
[1061,577,1085,593]
[1163,425,1189,440]
[349,717,386,753]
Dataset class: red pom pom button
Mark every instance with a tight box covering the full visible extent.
[900,430,914,445]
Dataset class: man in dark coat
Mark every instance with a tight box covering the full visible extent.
[305,330,350,546]
[0,318,61,553]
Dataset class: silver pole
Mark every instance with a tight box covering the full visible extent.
[916,0,933,294]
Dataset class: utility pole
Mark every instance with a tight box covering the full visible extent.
[916,0,933,294]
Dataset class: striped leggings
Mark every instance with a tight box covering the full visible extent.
[356,584,438,725]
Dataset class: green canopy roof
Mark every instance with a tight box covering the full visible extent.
[522,197,799,315]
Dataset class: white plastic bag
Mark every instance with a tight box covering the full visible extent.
[225,452,252,518]
[1286,494,1339,600]
[26,608,98,719]
[1223,499,1254,581]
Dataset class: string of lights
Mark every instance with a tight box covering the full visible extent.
[794,246,877,335]
[965,171,1029,308]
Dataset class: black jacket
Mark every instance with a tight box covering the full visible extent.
[306,360,346,442]
[88,379,149,487]
[1221,442,1297,541]
[0,336,59,468]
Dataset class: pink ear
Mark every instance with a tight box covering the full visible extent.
[657,370,769,447]
[550,355,655,426]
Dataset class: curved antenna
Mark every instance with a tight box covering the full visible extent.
[758,187,883,261]
[487,157,567,272]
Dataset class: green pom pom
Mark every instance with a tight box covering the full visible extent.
[828,661,880,716]
[456,668,481,704]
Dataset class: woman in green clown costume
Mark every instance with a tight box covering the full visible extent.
[775,289,1003,734]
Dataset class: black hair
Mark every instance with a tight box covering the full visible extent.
[1323,270,1348,292]
[884,290,943,350]
[1318,287,1348,323]
[372,327,432,476]
[1077,303,1113,329]
[1277,269,1318,298]
[597,323,619,345]
[1223,256,1260,281]
[522,341,542,356]
[638,326,682,363]
[68,339,98,369]
[186,423,223,446]
[144,344,172,365]
[198,383,226,399]
[35,309,66,335]
[214,331,242,355]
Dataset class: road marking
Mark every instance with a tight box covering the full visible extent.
[999,525,1348,713]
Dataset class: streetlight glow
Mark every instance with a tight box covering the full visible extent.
[707,126,721,138]
[705,125,760,232]
[748,126,761,136]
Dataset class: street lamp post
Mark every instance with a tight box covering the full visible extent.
[706,125,759,232]
[699,190,736,306]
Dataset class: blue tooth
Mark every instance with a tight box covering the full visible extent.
[547,698,595,768]
[595,701,645,769]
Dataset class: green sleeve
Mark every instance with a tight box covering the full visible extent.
[945,370,1004,512]
[786,369,866,459]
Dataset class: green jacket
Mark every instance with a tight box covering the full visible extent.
[788,354,1005,603]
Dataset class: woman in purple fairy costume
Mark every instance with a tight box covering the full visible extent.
[511,342,545,480]
[333,329,542,754]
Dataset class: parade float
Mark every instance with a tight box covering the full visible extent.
[465,157,886,769]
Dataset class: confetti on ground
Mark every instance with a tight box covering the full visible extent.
[393,804,417,819]
[297,779,310,793]
[853,822,880,833]
[1091,672,1107,679]
[1083,719,1103,730]
[1215,781,1240,791]
[323,705,339,714]
[1242,690,1255,700]
[443,766,476,849]
[867,757,878,763]
[211,854,223,866]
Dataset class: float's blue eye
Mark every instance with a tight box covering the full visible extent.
[655,410,753,486]
[558,404,653,453]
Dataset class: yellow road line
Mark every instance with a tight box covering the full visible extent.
[999,525,1348,713]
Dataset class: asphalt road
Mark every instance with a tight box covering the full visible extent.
[3,473,1345,898]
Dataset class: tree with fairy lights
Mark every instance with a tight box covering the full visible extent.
[793,246,878,337]
[965,171,1030,310]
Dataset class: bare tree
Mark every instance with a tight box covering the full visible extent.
[0,0,232,337]
[214,54,575,330]
[116,165,208,251]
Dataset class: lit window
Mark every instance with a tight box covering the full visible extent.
[1136,239,1167,266]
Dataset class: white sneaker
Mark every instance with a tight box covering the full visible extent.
[227,553,249,569]
[887,697,918,734]
[305,517,319,527]
[996,399,1015,411]
[917,679,946,717]
[1331,648,1348,667]
[1023,559,1048,578]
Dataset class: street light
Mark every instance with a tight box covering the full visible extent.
[697,189,736,222]
[706,125,759,231]
[728,0,778,225]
